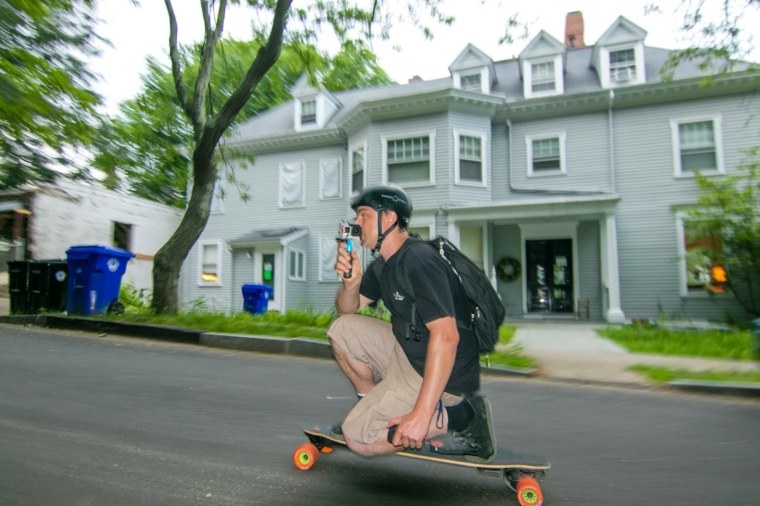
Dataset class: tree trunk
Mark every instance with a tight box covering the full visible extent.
[151,149,217,314]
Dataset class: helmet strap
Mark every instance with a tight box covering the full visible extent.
[373,209,398,253]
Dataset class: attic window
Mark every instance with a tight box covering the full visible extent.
[609,48,636,83]
[531,61,556,92]
[301,99,317,125]
[460,73,482,92]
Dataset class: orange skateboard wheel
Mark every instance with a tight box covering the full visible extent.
[293,442,320,470]
[516,475,543,506]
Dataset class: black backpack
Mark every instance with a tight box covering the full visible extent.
[389,236,506,354]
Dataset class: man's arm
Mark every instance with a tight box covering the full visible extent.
[335,240,373,314]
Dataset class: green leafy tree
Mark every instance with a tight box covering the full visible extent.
[688,149,760,317]
[92,39,390,207]
[150,0,452,314]
[649,0,760,78]
[0,0,102,189]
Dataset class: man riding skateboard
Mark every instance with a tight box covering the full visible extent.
[330,185,497,462]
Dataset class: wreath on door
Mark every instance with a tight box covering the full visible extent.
[496,256,521,283]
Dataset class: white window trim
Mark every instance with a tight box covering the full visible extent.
[210,180,225,214]
[523,55,564,98]
[198,239,224,287]
[526,132,567,177]
[675,211,727,298]
[349,140,367,195]
[295,95,320,131]
[278,160,306,208]
[454,68,489,93]
[319,157,343,200]
[600,43,646,88]
[319,235,341,283]
[288,248,306,281]
[381,130,436,187]
[453,129,488,187]
[670,114,724,178]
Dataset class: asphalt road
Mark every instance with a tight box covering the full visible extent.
[1,324,759,505]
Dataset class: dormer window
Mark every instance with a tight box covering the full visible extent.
[609,48,636,83]
[300,99,317,125]
[531,61,556,93]
[449,44,496,94]
[518,30,566,98]
[460,73,482,92]
[290,74,342,131]
[593,17,648,88]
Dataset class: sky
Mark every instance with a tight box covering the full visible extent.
[90,0,758,115]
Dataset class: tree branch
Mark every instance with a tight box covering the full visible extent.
[191,0,228,130]
[164,0,192,117]
[207,0,292,143]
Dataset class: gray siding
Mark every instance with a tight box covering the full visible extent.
[577,221,602,320]
[614,96,757,321]
[492,224,524,316]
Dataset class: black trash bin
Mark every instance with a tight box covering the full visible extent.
[7,260,69,314]
[28,260,68,313]
[7,261,30,314]
[752,318,760,360]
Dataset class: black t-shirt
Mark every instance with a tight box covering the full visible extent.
[360,239,480,395]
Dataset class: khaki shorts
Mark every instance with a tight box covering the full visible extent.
[327,314,462,445]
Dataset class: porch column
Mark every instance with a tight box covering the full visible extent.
[601,215,625,323]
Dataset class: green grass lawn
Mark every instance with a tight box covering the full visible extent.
[597,325,755,360]
[108,305,534,369]
[598,324,758,384]
[629,365,760,384]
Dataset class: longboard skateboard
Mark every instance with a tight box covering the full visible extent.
[293,423,551,506]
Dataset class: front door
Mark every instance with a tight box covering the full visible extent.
[526,239,573,313]
[255,250,280,311]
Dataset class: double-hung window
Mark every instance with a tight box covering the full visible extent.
[300,99,317,125]
[531,61,555,93]
[455,131,486,185]
[527,134,566,176]
[671,116,723,176]
[677,216,727,295]
[384,134,434,185]
[609,48,636,83]
[460,73,482,92]
[279,161,305,207]
[199,240,223,286]
[350,144,365,194]
[288,249,306,281]
[319,158,342,199]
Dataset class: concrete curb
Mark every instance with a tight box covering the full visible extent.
[667,380,760,398]
[1,315,756,397]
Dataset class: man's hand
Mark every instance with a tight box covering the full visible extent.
[335,240,361,282]
[387,411,431,450]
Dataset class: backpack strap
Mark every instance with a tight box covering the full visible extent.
[392,239,425,341]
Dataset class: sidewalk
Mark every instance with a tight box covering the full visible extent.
[509,321,760,393]
[1,297,758,396]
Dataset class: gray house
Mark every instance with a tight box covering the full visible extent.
[181,13,759,323]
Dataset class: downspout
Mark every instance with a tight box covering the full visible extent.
[608,89,616,192]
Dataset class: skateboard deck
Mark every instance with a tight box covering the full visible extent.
[294,423,550,506]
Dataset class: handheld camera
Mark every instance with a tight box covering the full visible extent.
[337,221,361,278]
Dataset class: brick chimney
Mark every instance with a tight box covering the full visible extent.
[565,11,585,48]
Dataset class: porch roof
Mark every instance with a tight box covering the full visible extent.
[229,227,308,248]
[444,193,621,222]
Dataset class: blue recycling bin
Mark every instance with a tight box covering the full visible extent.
[242,283,273,314]
[66,245,135,316]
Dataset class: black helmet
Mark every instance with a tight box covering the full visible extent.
[350,185,413,227]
